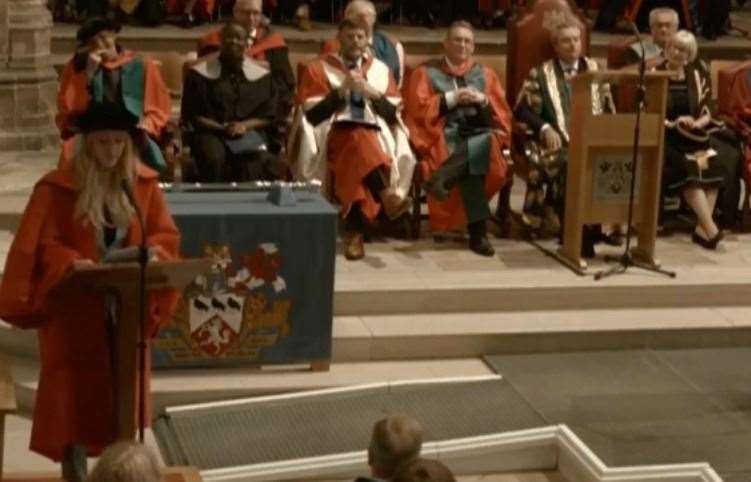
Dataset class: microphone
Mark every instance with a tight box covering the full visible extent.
[120,178,148,443]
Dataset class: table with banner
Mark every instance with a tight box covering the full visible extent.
[151,187,337,371]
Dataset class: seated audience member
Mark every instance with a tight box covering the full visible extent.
[514,19,616,256]
[355,415,424,482]
[166,0,214,27]
[88,441,161,482]
[403,21,511,256]
[392,458,457,482]
[596,0,688,32]
[182,21,280,183]
[274,0,317,30]
[320,0,405,87]
[292,18,415,261]
[56,17,171,173]
[620,7,679,68]
[657,30,742,247]
[197,0,296,117]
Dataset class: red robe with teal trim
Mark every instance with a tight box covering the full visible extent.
[403,59,512,231]
[0,163,179,461]
[56,50,171,167]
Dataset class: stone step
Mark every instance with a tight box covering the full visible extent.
[4,304,749,366]
[6,353,493,418]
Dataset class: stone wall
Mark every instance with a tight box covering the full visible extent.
[0,0,58,152]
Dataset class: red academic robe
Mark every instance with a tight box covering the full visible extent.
[297,54,400,222]
[56,50,171,166]
[403,60,511,231]
[0,163,180,461]
[197,26,287,60]
[164,0,214,19]
[719,61,751,184]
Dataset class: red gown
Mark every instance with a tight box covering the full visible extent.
[403,59,512,231]
[721,61,751,184]
[164,0,214,20]
[56,51,171,167]
[0,163,180,461]
[297,54,400,222]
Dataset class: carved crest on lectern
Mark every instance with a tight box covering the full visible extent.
[157,243,291,360]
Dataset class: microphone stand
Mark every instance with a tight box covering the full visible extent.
[594,26,676,281]
[121,180,149,442]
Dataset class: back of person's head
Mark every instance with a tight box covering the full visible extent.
[392,458,456,482]
[368,415,423,479]
[88,441,161,482]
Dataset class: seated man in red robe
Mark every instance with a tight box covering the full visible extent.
[319,0,405,87]
[197,0,295,117]
[403,21,511,256]
[56,17,171,173]
[291,18,416,260]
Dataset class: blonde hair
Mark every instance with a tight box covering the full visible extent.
[670,29,698,62]
[368,415,423,478]
[88,441,161,482]
[73,131,136,231]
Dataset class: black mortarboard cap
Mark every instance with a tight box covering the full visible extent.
[77,102,140,136]
[76,16,122,44]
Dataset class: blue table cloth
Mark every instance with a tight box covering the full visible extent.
[152,190,337,368]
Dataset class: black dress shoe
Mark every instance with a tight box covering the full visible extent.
[177,13,196,28]
[469,235,495,257]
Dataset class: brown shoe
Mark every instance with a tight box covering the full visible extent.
[344,232,365,260]
[380,189,413,220]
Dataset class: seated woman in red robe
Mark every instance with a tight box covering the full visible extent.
[0,103,180,481]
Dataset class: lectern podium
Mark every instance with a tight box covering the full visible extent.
[53,258,211,440]
[559,70,670,273]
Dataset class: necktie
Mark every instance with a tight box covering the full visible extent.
[347,60,365,120]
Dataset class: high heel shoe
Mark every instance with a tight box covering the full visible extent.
[691,230,723,250]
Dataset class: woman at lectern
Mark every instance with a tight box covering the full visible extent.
[0,103,180,481]
[657,30,742,249]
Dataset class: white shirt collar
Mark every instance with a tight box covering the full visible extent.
[559,58,579,73]
[444,56,464,70]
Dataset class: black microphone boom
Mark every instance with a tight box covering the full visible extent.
[120,179,149,443]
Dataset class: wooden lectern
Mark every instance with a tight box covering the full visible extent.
[558,70,670,273]
[53,258,211,440]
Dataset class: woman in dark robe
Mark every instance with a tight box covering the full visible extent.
[181,21,281,183]
[657,30,742,249]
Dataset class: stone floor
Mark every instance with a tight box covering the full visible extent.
[485,348,751,482]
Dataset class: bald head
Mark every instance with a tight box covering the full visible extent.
[233,0,263,30]
[344,0,376,32]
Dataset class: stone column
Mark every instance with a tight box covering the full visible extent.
[0,0,58,151]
